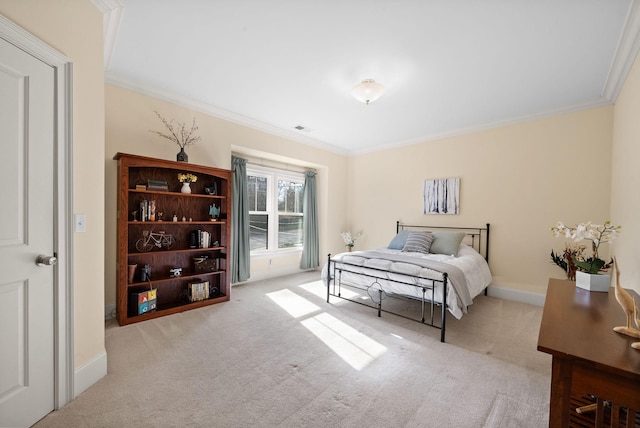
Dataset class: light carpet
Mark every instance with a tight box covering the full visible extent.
[484,393,547,428]
[34,271,550,427]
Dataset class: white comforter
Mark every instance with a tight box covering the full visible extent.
[322,244,492,319]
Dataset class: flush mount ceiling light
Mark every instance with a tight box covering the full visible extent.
[351,79,385,105]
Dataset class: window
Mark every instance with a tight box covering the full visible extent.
[247,165,304,253]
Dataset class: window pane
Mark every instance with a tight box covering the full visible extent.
[250,214,268,251]
[248,175,268,211]
[278,180,303,213]
[278,215,303,248]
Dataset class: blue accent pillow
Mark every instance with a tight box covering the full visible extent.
[387,230,410,250]
[402,232,434,254]
[430,232,466,256]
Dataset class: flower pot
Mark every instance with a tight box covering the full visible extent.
[181,182,191,194]
[575,271,610,292]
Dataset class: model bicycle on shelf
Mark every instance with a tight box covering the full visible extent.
[135,230,175,252]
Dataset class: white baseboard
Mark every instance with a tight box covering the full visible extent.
[486,286,545,307]
[74,350,108,397]
[245,265,308,283]
[105,303,116,320]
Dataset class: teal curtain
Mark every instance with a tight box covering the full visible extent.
[300,171,319,269]
[231,156,250,283]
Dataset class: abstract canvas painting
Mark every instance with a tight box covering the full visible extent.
[424,177,460,214]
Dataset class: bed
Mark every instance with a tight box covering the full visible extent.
[322,222,492,342]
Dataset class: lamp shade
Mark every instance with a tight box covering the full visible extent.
[351,79,384,105]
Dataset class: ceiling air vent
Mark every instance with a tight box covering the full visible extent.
[293,125,312,133]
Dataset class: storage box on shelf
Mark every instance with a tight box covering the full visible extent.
[114,153,232,325]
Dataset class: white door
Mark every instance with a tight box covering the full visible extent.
[0,37,56,427]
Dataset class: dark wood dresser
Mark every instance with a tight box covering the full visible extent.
[537,278,640,427]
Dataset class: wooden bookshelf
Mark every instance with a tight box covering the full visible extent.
[113,153,232,325]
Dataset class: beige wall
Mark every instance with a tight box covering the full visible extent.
[0,1,106,368]
[104,84,349,306]
[348,106,614,295]
[611,53,640,294]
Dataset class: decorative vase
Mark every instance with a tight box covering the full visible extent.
[181,182,192,194]
[177,147,188,162]
[128,264,137,284]
[575,271,610,292]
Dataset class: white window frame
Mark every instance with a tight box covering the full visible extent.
[247,164,305,255]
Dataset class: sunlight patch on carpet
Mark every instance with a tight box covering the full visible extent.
[267,289,320,318]
[301,312,387,371]
[299,281,360,303]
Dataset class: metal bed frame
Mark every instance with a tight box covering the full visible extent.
[325,222,490,342]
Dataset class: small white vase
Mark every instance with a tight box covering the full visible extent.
[181,182,191,194]
[575,271,610,292]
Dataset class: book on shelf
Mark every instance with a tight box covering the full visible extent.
[138,199,154,222]
[140,200,147,222]
[189,229,212,249]
[138,199,157,222]
[135,184,147,191]
[147,179,169,191]
[149,200,156,221]
[200,230,211,248]
[188,281,210,302]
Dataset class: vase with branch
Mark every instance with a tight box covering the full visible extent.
[150,111,201,162]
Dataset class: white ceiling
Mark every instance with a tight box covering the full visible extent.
[103,0,639,155]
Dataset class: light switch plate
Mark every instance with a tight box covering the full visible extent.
[74,213,87,232]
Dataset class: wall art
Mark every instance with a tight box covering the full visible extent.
[424,177,460,214]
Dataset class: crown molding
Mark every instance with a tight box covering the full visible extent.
[107,71,613,158]
[603,0,640,101]
[351,97,614,155]
[105,73,349,156]
[91,0,124,69]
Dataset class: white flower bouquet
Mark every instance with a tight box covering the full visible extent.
[341,231,362,250]
[550,221,620,274]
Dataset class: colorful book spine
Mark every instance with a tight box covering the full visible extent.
[188,281,210,302]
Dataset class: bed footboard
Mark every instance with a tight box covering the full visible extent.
[325,253,449,342]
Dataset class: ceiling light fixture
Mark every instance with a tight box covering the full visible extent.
[351,79,385,105]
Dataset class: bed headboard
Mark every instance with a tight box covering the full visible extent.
[396,221,490,263]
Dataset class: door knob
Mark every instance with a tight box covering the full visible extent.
[36,254,57,266]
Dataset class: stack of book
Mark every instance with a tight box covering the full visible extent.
[188,281,209,302]
[189,229,212,248]
[147,179,168,191]
[139,200,156,222]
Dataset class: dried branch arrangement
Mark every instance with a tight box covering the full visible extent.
[150,111,201,148]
